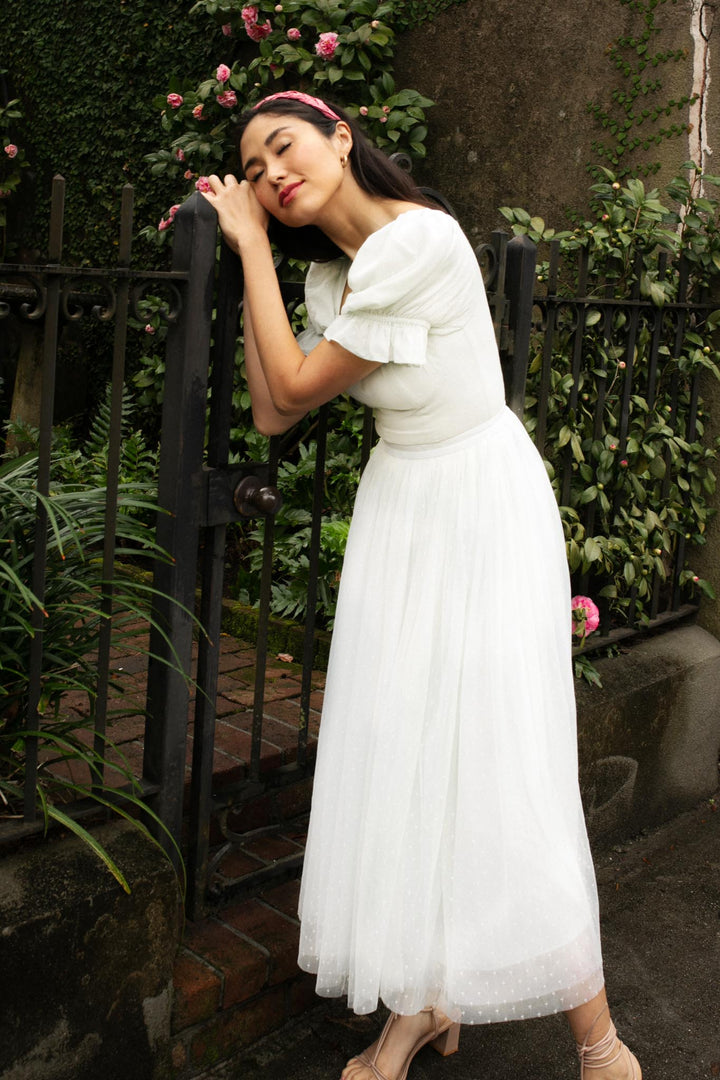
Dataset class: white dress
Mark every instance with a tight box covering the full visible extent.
[295,207,604,1024]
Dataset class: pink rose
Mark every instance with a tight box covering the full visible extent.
[222,23,232,35]
[184,169,194,180]
[287,27,301,40]
[379,116,387,123]
[168,204,181,219]
[216,63,231,83]
[241,5,258,22]
[195,176,212,193]
[167,93,184,108]
[158,218,171,231]
[571,596,600,638]
[315,31,338,59]
[174,147,185,161]
[145,324,156,334]
[192,104,205,119]
[217,90,238,108]
[245,19,272,40]
[4,144,18,159]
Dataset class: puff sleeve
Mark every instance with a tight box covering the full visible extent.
[311,208,473,367]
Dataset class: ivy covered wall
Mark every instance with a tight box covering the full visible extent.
[394,0,719,243]
[4,0,228,263]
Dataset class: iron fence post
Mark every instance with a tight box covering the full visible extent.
[143,192,218,856]
[504,234,537,418]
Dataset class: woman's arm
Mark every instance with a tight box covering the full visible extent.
[203,175,379,428]
[242,291,305,435]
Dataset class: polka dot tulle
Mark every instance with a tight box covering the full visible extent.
[296,211,604,1022]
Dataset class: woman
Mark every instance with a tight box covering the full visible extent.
[202,91,641,1080]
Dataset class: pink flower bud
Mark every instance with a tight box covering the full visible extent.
[192,104,205,119]
[216,63,231,83]
[315,31,339,59]
[4,143,18,159]
[174,147,185,161]
[620,459,628,467]
[612,181,621,190]
[145,324,156,334]
[359,105,368,116]
[370,19,380,27]
[275,3,283,9]
[693,575,700,583]
[222,23,233,35]
[287,27,301,40]
[602,213,610,221]
[379,116,387,123]
[609,443,617,450]
[167,93,184,109]
[217,90,237,108]
[184,169,193,180]
[382,105,390,113]
[618,361,626,369]
[195,176,212,193]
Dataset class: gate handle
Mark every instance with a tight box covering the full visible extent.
[233,475,283,517]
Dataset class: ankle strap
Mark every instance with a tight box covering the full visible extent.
[577,1019,624,1070]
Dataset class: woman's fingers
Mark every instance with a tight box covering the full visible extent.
[198,174,270,251]
[205,173,239,195]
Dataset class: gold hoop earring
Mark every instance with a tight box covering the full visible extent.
[341,154,348,168]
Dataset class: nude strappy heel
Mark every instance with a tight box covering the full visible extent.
[350,1006,461,1080]
[576,1007,642,1079]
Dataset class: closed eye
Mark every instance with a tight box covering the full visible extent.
[248,142,291,183]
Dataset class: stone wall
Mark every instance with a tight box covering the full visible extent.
[0,822,181,1080]
[576,624,720,842]
[394,0,719,244]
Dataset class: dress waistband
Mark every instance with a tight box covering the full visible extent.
[379,406,515,459]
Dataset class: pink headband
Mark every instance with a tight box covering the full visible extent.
[254,91,341,123]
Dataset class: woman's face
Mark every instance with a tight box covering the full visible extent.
[240,112,350,224]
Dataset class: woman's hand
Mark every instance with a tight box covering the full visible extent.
[201,174,270,256]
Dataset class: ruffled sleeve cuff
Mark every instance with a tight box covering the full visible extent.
[323,311,430,366]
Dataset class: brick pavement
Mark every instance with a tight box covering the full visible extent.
[56,629,326,1077]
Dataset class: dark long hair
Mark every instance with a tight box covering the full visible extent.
[235,97,434,261]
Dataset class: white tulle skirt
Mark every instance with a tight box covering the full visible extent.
[297,406,605,1023]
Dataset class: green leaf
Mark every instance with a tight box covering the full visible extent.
[47,807,131,893]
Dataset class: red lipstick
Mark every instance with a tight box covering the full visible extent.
[279,181,303,207]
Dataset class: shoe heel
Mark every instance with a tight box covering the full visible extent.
[430,1022,460,1057]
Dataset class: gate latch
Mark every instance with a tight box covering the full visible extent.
[200,464,283,527]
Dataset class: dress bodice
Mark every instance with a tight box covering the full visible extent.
[295,208,506,446]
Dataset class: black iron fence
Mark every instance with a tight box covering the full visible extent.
[529,239,714,648]
[0,176,199,845]
[1,176,714,917]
